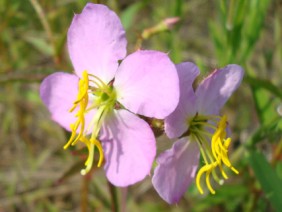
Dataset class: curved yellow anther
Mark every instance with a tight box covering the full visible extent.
[195,115,239,195]
[65,71,89,149]
[196,163,218,195]
[206,167,216,194]
[69,71,89,112]
[79,136,104,175]
[196,164,211,194]
[218,161,228,179]
[90,138,104,167]
[81,142,94,175]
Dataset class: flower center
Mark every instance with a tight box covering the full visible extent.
[188,114,239,194]
[64,71,117,175]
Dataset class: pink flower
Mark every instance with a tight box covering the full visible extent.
[152,62,244,204]
[40,3,179,187]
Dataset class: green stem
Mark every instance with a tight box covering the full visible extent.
[120,187,128,212]
[81,175,90,212]
[108,181,119,212]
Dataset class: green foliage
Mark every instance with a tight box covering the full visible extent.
[247,118,282,148]
[193,185,248,212]
[248,150,282,211]
[246,74,282,125]
[121,2,146,30]
[210,0,271,65]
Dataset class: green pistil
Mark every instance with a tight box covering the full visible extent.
[101,92,109,101]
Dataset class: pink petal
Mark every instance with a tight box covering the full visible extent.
[101,109,156,186]
[40,72,96,133]
[165,62,199,138]
[40,72,79,131]
[114,50,179,119]
[68,3,127,83]
[196,64,244,114]
[152,137,200,204]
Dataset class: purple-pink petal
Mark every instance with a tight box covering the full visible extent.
[165,62,199,138]
[40,72,79,131]
[101,109,156,187]
[152,137,200,204]
[196,64,244,115]
[68,3,127,83]
[114,50,179,119]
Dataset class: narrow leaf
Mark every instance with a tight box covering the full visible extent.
[248,150,282,211]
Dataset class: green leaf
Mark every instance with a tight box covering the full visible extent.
[246,118,282,147]
[248,150,282,211]
[245,75,282,100]
[121,2,144,30]
[252,87,279,125]
[55,33,67,58]
[24,35,53,56]
[239,0,271,62]
[209,21,227,65]
[174,0,183,17]
[210,0,271,65]
[246,74,282,125]
[276,162,282,180]
[193,184,248,212]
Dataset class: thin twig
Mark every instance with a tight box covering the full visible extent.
[0,72,50,83]
[0,184,79,207]
[81,175,90,212]
[120,187,128,212]
[29,0,58,64]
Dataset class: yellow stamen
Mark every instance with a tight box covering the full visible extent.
[206,166,216,194]
[196,164,209,194]
[64,70,116,175]
[196,162,217,195]
[195,115,239,195]
[69,71,89,112]
[64,71,89,149]
[80,139,94,175]
[91,138,104,167]
[79,136,104,175]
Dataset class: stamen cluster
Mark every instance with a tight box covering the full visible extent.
[189,114,239,194]
[64,70,116,175]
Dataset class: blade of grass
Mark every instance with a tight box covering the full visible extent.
[248,150,282,211]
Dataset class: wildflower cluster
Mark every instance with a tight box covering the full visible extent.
[40,3,244,203]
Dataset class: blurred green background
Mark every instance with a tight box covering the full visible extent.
[0,0,281,211]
